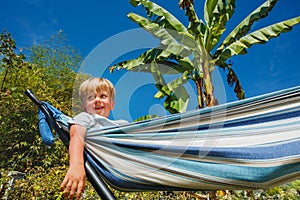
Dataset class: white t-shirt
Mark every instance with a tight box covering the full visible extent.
[68,112,128,138]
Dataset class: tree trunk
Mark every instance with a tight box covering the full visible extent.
[203,65,214,107]
[195,78,204,109]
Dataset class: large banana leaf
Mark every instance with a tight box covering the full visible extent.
[150,63,190,113]
[111,0,197,113]
[128,12,195,55]
[180,0,206,37]
[218,16,300,61]
[215,0,278,57]
[204,0,236,51]
[214,15,300,101]
[154,71,190,98]
[130,0,188,33]
[110,48,194,74]
[128,13,182,48]
[204,0,219,26]
[164,85,190,114]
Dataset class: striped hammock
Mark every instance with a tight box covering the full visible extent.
[31,86,300,192]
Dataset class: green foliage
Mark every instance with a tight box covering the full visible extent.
[134,114,160,122]
[26,30,82,111]
[111,0,300,113]
[0,30,81,173]
[215,16,300,62]
[4,166,66,199]
[2,166,101,200]
[0,30,32,92]
[259,181,300,199]
[0,30,83,199]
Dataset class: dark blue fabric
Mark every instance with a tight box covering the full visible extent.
[38,102,63,146]
[43,102,63,118]
[108,136,300,160]
[38,108,54,146]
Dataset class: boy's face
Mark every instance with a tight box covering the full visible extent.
[83,90,114,118]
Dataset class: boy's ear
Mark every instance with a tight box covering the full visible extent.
[111,100,115,110]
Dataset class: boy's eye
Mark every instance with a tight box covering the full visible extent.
[86,93,108,101]
[87,95,95,101]
[100,94,107,98]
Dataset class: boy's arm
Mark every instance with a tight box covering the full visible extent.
[61,124,86,200]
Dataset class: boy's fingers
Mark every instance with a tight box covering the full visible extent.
[76,180,85,199]
[61,174,86,199]
[66,180,73,190]
[60,177,68,191]
[69,182,78,200]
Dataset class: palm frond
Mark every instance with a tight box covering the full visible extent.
[215,0,278,56]
[154,71,190,98]
[128,12,194,58]
[205,0,236,51]
[130,0,188,32]
[218,16,300,61]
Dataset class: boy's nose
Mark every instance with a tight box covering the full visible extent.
[95,96,100,100]
[94,96,102,102]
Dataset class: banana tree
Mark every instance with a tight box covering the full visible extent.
[110,0,300,114]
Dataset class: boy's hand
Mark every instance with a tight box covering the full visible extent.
[61,165,86,199]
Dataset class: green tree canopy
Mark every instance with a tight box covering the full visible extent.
[0,30,82,171]
[111,0,300,114]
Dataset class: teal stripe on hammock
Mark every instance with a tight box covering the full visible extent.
[86,140,300,188]
[98,131,297,164]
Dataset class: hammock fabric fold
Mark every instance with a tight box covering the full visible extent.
[31,86,300,192]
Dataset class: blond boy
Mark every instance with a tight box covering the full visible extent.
[60,78,127,199]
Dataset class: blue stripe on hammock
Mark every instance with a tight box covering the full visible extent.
[86,150,188,191]
[86,142,300,189]
[89,106,300,135]
[100,138,300,160]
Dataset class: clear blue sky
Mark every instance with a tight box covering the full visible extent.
[1,0,300,121]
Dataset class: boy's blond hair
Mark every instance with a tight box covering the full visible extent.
[79,78,116,104]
